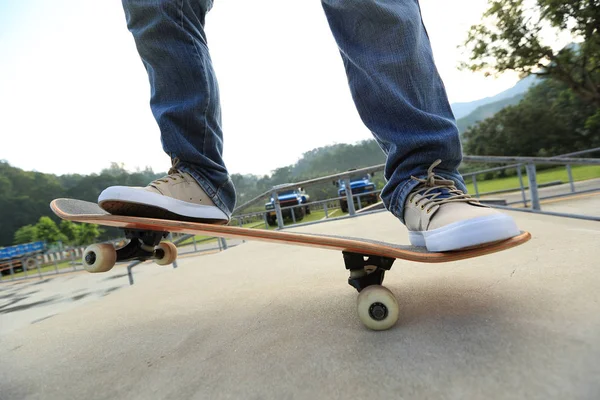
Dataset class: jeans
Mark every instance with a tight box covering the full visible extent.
[121,0,466,223]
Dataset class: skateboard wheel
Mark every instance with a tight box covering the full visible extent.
[82,244,117,273]
[356,285,399,331]
[155,242,177,266]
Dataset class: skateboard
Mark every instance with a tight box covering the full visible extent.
[50,198,531,330]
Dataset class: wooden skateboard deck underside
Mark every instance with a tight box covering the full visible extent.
[50,198,531,263]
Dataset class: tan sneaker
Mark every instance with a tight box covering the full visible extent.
[98,167,229,224]
[404,160,519,251]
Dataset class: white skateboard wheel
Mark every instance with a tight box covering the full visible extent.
[155,242,177,265]
[82,244,117,273]
[357,285,399,331]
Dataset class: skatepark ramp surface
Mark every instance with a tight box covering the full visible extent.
[1,211,599,399]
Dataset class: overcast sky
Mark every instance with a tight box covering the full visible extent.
[0,0,523,177]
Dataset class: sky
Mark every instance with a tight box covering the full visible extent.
[0,0,523,177]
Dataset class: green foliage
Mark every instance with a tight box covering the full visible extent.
[0,160,164,246]
[584,108,600,133]
[13,225,38,244]
[75,223,101,246]
[462,0,600,107]
[463,78,600,160]
[35,216,68,244]
[57,220,101,246]
[11,217,101,247]
[59,220,79,244]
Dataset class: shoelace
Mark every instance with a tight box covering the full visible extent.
[151,158,185,185]
[408,159,476,213]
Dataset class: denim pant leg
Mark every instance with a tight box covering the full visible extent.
[321,0,467,223]
[121,0,236,216]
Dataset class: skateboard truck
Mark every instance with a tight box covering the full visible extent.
[82,229,178,274]
[343,251,399,330]
[343,251,395,292]
[114,229,170,262]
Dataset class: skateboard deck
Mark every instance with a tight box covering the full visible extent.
[50,198,531,330]
[51,198,530,263]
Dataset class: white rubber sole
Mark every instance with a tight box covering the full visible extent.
[98,186,229,221]
[408,214,520,252]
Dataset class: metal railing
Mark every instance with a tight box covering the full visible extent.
[231,149,600,228]
[233,164,385,215]
[462,148,600,219]
[3,148,598,284]
[232,190,384,230]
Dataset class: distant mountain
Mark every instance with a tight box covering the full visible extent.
[451,75,538,119]
[456,92,525,133]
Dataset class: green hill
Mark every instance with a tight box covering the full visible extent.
[456,93,524,134]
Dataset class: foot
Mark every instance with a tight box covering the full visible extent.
[98,167,229,224]
[403,160,520,251]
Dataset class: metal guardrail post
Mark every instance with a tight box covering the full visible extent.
[35,257,42,278]
[324,202,329,218]
[272,191,284,230]
[9,261,15,280]
[344,179,356,216]
[220,237,228,251]
[516,165,527,207]
[70,250,76,271]
[566,165,575,193]
[472,175,480,198]
[127,262,138,285]
[53,253,59,274]
[525,163,541,210]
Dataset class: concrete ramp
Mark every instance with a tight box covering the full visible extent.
[2,211,599,399]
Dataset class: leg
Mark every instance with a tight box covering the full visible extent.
[321,0,465,222]
[121,0,235,216]
[321,0,519,251]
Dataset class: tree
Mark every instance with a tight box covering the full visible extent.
[14,225,38,244]
[59,220,79,245]
[35,217,67,244]
[76,224,101,246]
[462,78,600,157]
[462,0,600,107]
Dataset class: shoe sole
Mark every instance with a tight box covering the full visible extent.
[408,214,520,252]
[98,187,229,223]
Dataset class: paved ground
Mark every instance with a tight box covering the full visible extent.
[537,192,600,217]
[0,240,244,335]
[1,209,599,399]
[0,260,174,335]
